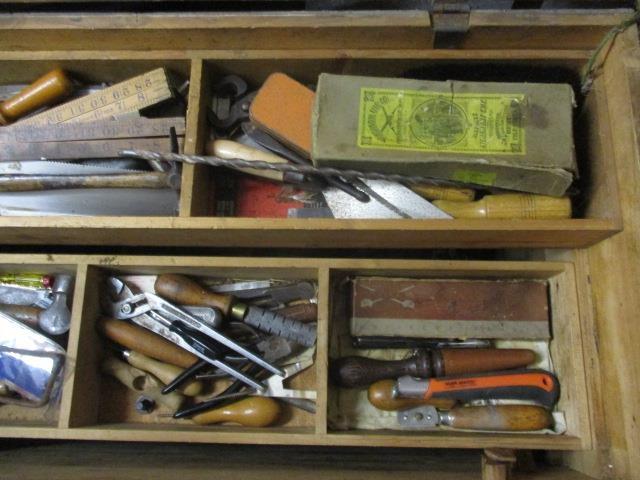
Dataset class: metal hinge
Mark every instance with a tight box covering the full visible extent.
[430,0,470,48]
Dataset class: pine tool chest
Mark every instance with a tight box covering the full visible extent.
[1,4,640,480]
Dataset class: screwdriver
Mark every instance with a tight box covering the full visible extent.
[98,317,199,368]
[368,379,457,411]
[154,274,316,347]
[331,348,536,389]
[192,397,281,427]
[398,404,553,432]
[433,194,572,219]
[394,369,560,408]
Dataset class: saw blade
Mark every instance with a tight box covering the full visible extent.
[323,179,452,219]
[0,188,178,216]
[0,160,146,176]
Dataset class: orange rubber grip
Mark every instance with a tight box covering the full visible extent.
[424,369,559,408]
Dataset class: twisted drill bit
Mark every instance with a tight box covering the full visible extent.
[120,149,459,187]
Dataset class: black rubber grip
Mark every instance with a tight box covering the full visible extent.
[428,369,560,408]
[243,306,316,347]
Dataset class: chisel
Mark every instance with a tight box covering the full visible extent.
[433,194,572,219]
[395,369,560,408]
[332,349,536,389]
[154,274,317,347]
[398,404,553,431]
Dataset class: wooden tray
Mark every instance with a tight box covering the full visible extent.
[0,254,590,453]
[0,11,636,248]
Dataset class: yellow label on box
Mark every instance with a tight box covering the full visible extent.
[452,170,497,186]
[357,88,526,155]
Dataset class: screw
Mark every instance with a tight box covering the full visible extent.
[135,395,156,414]
[120,304,132,315]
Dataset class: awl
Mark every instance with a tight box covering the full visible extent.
[332,348,536,388]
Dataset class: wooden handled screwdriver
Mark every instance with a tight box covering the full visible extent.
[332,348,536,389]
[433,194,571,219]
[399,404,553,432]
[192,397,281,427]
[154,274,317,347]
[0,69,74,125]
[98,317,199,368]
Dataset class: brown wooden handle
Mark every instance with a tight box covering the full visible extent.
[0,173,172,192]
[0,303,42,328]
[154,274,234,315]
[274,303,317,323]
[206,139,286,182]
[192,397,281,427]
[368,380,457,411]
[445,405,553,431]
[331,352,431,389]
[124,350,202,397]
[0,69,73,125]
[439,349,536,376]
[101,356,184,411]
[97,317,198,368]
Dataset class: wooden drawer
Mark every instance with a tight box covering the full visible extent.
[0,254,591,457]
[0,11,636,249]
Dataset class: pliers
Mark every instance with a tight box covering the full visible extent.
[102,277,284,391]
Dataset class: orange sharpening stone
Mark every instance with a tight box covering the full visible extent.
[249,73,314,158]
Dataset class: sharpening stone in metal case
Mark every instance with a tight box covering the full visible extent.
[350,277,550,339]
[312,74,576,197]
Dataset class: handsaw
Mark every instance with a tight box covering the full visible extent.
[323,179,452,219]
[0,188,179,216]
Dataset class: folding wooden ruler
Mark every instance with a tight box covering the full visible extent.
[17,68,175,126]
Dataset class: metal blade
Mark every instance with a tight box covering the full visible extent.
[0,160,145,176]
[397,406,440,429]
[323,179,452,219]
[0,188,179,216]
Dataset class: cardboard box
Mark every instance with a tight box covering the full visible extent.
[312,74,576,196]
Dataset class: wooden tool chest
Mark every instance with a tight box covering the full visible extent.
[0,5,639,480]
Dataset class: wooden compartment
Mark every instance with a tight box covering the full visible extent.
[0,11,635,249]
[325,261,590,451]
[0,254,590,453]
[0,262,78,428]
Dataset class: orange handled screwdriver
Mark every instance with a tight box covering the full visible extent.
[394,369,560,408]
[0,69,74,125]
